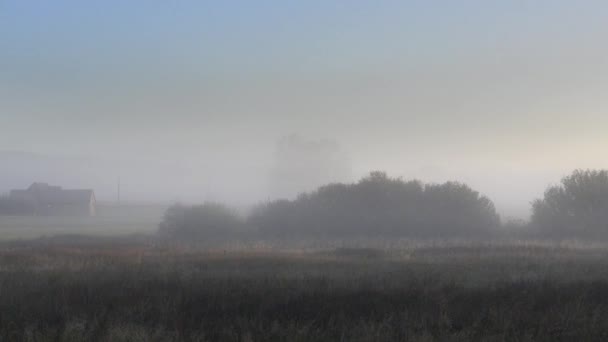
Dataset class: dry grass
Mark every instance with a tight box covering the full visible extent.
[2,237,608,341]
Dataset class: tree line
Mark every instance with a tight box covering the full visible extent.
[158,169,608,241]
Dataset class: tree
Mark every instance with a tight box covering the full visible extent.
[531,169,608,237]
[250,171,500,238]
[422,182,500,235]
[158,202,243,241]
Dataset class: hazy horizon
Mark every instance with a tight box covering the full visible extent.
[3,1,608,219]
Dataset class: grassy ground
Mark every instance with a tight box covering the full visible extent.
[2,238,608,341]
[0,204,165,240]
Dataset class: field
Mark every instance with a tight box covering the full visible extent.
[0,204,165,240]
[2,237,608,341]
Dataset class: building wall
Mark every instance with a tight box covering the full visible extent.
[89,197,96,216]
[37,203,93,217]
[8,185,96,217]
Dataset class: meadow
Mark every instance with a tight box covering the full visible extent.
[2,237,608,341]
[0,204,165,240]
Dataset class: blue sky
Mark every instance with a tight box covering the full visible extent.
[4,1,604,76]
[1,1,608,217]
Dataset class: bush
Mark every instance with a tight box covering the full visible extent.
[158,202,244,241]
[532,169,608,237]
[249,171,500,238]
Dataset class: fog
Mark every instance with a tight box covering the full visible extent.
[2,2,608,219]
[6,3,608,340]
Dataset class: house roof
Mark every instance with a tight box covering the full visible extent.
[28,182,61,192]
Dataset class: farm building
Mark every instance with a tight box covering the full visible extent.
[9,183,96,216]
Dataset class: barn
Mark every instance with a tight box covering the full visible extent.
[9,183,96,216]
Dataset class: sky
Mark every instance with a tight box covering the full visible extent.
[1,1,608,218]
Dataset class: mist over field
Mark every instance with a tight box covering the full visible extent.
[3,2,608,220]
[3,1,608,340]
[0,134,353,210]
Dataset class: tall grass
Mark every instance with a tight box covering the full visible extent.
[2,239,608,341]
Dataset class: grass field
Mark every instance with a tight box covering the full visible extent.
[2,237,608,341]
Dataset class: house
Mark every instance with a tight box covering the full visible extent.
[9,183,96,216]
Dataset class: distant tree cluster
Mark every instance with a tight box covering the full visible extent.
[158,202,244,241]
[249,171,500,238]
[157,169,608,241]
[532,169,608,237]
[0,196,35,215]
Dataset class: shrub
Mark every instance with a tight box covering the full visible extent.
[158,202,243,241]
[249,171,500,238]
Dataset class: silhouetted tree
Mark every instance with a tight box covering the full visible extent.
[531,169,608,237]
[250,171,500,238]
[422,181,499,235]
[158,202,243,241]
